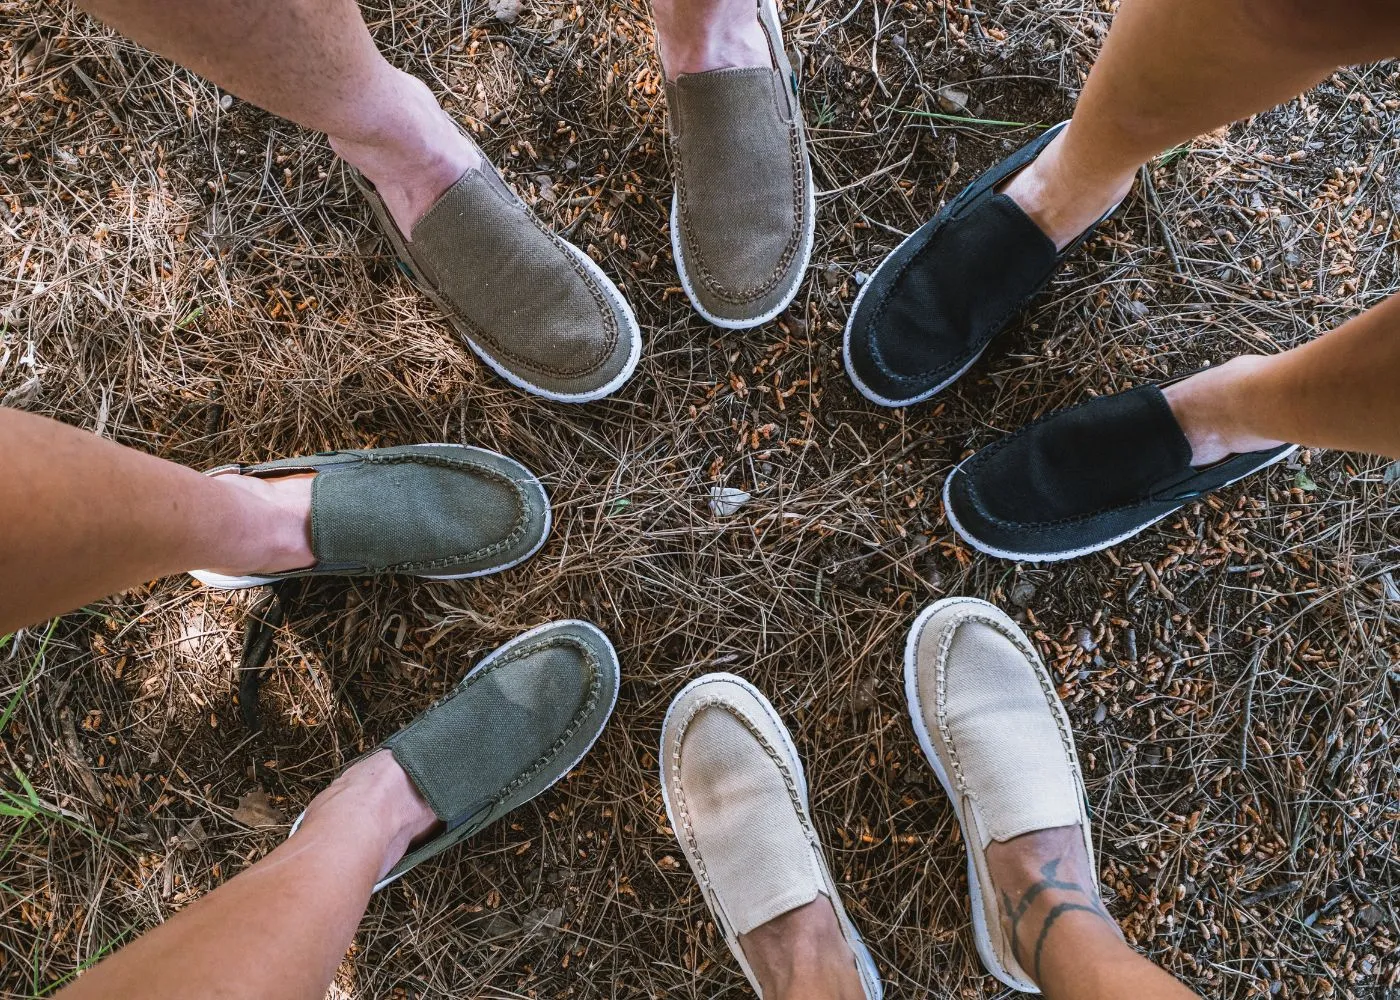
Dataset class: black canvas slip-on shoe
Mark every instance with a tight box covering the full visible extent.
[843,120,1120,408]
[943,379,1296,562]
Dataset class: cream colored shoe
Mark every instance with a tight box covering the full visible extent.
[659,673,883,999]
[903,598,1093,994]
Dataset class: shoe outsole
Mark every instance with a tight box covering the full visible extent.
[659,672,885,1000]
[941,445,1298,563]
[189,443,553,590]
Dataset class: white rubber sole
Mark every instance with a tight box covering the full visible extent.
[668,0,816,331]
[942,444,1298,563]
[188,443,553,590]
[659,672,884,1000]
[902,599,1039,993]
[290,618,620,894]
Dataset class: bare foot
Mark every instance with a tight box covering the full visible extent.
[999,127,1135,251]
[327,70,483,234]
[300,750,440,881]
[985,825,1122,988]
[738,897,866,1000]
[1161,356,1289,466]
[652,0,771,79]
[206,471,316,576]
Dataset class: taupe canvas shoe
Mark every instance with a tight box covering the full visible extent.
[664,0,815,328]
[660,673,883,999]
[291,620,620,891]
[190,444,550,590]
[355,167,641,402]
[904,598,1095,993]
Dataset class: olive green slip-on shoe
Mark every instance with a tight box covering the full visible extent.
[355,166,642,402]
[290,619,620,891]
[189,444,550,590]
[663,0,815,329]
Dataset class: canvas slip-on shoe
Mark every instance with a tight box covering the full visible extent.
[904,597,1094,993]
[355,166,641,402]
[844,121,1119,407]
[660,673,883,999]
[290,619,619,891]
[664,0,815,328]
[943,379,1295,561]
[189,444,550,589]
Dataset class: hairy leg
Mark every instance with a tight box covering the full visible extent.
[54,751,436,1000]
[988,826,1199,1000]
[0,408,314,635]
[75,0,481,231]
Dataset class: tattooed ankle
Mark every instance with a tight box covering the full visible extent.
[1000,857,1116,984]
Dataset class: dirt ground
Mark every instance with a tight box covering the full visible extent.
[3,0,1400,997]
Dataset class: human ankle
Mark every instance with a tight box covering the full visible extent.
[304,751,439,879]
[999,128,1135,251]
[987,826,1121,986]
[741,899,865,1000]
[1161,356,1288,466]
[203,472,314,576]
[327,70,481,232]
[652,0,770,78]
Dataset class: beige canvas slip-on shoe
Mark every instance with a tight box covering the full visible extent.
[904,597,1096,993]
[662,0,815,328]
[660,673,883,999]
[353,163,641,402]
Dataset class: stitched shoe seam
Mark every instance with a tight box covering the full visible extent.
[287,450,534,574]
[667,695,813,899]
[932,612,1079,808]
[862,216,1055,389]
[365,173,620,379]
[954,389,1221,530]
[674,117,806,304]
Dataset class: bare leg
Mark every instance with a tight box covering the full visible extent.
[995,0,1400,463]
[1004,0,1400,250]
[988,827,1199,1000]
[1162,298,1400,461]
[651,0,770,79]
[0,408,314,635]
[75,0,481,232]
[739,898,866,1000]
[54,751,436,1000]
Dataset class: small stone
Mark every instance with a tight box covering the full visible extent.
[1075,627,1096,652]
[1357,903,1386,928]
[219,93,234,111]
[487,0,521,22]
[854,270,870,286]
[935,86,969,115]
[851,676,878,715]
[709,486,751,517]
[1092,703,1108,725]
[230,789,283,828]
[1009,579,1037,608]
[1127,299,1149,320]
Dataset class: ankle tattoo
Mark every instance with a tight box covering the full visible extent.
[1000,857,1115,984]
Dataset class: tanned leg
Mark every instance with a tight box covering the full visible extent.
[0,408,314,635]
[988,826,1199,1000]
[74,0,481,232]
[54,752,436,1000]
[995,0,1400,464]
